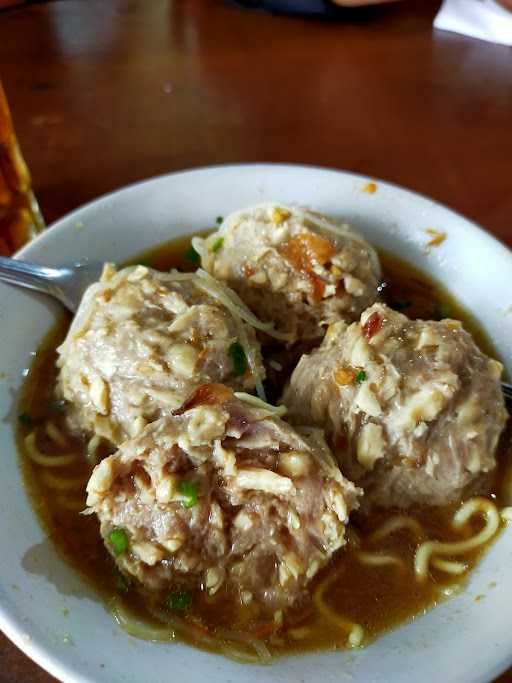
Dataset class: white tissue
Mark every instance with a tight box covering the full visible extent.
[434,0,512,46]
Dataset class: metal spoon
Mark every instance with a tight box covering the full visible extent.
[0,255,105,313]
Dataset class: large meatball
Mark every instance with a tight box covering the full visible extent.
[57,265,265,444]
[86,385,360,610]
[197,203,380,344]
[283,303,508,508]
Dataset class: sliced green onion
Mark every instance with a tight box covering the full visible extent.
[211,237,224,253]
[108,527,129,556]
[228,341,247,377]
[18,412,34,427]
[178,480,198,509]
[355,371,366,384]
[185,245,200,265]
[167,590,192,612]
[215,216,223,225]
[137,258,153,268]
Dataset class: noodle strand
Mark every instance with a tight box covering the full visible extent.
[24,432,76,467]
[313,572,364,648]
[431,558,468,576]
[356,551,406,569]
[369,516,425,543]
[45,421,69,448]
[414,498,500,582]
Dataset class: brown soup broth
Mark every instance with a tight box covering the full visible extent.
[17,235,511,658]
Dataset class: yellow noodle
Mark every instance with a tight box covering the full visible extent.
[369,515,425,543]
[40,471,87,491]
[313,572,364,648]
[414,498,500,581]
[356,551,405,569]
[45,421,69,448]
[431,558,467,575]
[452,498,498,529]
[24,432,76,467]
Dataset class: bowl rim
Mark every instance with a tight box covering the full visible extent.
[2,162,512,683]
[15,162,512,264]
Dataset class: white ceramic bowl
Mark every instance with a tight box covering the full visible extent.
[1,164,511,683]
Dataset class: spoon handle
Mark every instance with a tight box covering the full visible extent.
[0,255,63,298]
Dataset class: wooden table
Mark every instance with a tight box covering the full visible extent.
[0,1,511,681]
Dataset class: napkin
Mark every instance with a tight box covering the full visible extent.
[434,0,512,46]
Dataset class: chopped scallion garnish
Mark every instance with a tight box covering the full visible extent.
[185,245,200,265]
[108,527,128,556]
[137,258,153,268]
[178,480,198,509]
[211,237,224,253]
[355,371,366,384]
[228,341,247,376]
[167,590,192,612]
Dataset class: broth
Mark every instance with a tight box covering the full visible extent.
[17,234,511,660]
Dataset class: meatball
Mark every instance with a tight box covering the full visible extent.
[86,384,360,610]
[197,203,380,344]
[57,265,265,444]
[283,303,508,508]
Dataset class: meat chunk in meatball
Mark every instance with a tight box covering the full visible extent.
[86,384,360,610]
[57,265,265,444]
[283,303,508,508]
[197,203,381,344]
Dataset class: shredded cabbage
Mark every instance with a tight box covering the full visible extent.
[195,269,291,342]
[234,392,287,417]
[167,269,268,399]
[232,313,266,401]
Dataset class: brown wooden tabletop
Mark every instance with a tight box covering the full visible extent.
[0,0,511,681]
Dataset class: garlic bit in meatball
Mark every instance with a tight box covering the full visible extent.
[57,265,265,444]
[283,303,508,508]
[86,384,361,611]
[196,203,381,344]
